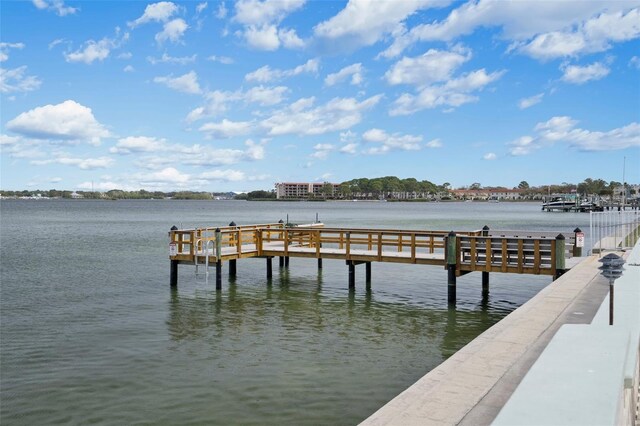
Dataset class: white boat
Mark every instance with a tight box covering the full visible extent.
[542,195,577,211]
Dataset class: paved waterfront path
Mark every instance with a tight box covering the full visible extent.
[361,254,611,426]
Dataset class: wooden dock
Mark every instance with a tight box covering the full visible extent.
[168,223,582,303]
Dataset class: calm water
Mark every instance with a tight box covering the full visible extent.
[0,200,592,425]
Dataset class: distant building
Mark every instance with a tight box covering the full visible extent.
[275,182,340,199]
[70,191,84,199]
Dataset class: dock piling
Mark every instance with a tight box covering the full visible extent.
[482,225,490,294]
[170,260,178,287]
[446,231,457,304]
[279,256,284,268]
[573,227,583,257]
[266,257,273,279]
[215,260,222,290]
[229,260,237,277]
[348,261,355,290]
[169,225,179,287]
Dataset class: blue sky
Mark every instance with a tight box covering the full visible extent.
[1,0,639,192]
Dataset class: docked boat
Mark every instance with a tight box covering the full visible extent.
[542,194,577,211]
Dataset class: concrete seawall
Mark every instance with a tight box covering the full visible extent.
[361,249,634,425]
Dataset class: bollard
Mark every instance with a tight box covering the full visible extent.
[446,231,457,304]
[554,234,566,280]
[573,227,583,257]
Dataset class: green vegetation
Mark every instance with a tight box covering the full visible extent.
[234,190,276,201]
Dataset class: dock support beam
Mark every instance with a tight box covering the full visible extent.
[365,262,371,285]
[215,260,222,290]
[279,256,284,268]
[348,261,355,291]
[229,259,237,277]
[170,260,178,287]
[481,225,490,294]
[284,256,289,268]
[318,258,323,269]
[446,231,457,304]
[554,234,566,280]
[266,257,273,279]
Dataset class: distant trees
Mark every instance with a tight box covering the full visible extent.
[518,181,530,189]
[339,176,441,199]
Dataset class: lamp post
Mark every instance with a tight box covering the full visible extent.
[598,253,625,325]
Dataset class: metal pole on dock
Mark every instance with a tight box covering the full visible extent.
[446,231,457,304]
[554,234,566,280]
[481,225,490,294]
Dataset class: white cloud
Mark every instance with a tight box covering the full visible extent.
[199,119,255,139]
[154,71,201,94]
[425,138,442,148]
[244,85,289,105]
[64,38,113,64]
[518,93,544,109]
[483,152,497,160]
[245,58,319,82]
[31,156,114,170]
[123,65,134,72]
[134,167,191,185]
[325,63,363,86]
[382,2,640,60]
[200,169,248,182]
[560,62,610,84]
[32,0,77,16]
[631,56,640,69]
[314,0,443,51]
[362,128,422,154]
[339,143,358,154]
[110,136,169,154]
[216,2,227,18]
[509,116,640,155]
[207,55,234,64]
[261,94,382,136]
[234,0,306,50]
[196,2,208,14]
[129,2,179,27]
[311,143,335,159]
[390,68,505,115]
[0,66,42,93]
[0,42,25,62]
[147,53,197,64]
[155,18,188,44]
[6,100,110,145]
[384,46,471,86]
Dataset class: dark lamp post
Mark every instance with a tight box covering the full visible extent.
[598,253,625,325]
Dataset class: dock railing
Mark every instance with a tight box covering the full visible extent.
[590,210,640,253]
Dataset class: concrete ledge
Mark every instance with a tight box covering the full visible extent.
[492,324,629,426]
[361,255,607,426]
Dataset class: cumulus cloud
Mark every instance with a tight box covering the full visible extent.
[560,61,610,84]
[6,100,110,145]
[325,63,363,86]
[384,46,471,86]
[314,0,443,51]
[199,119,255,139]
[518,93,544,109]
[32,0,77,16]
[65,38,114,64]
[207,55,234,64]
[154,71,201,94]
[311,143,335,159]
[508,116,640,155]
[339,143,358,154]
[110,136,169,154]
[234,0,306,50]
[390,68,505,115]
[361,128,422,154]
[186,85,288,122]
[261,94,382,136]
[0,66,42,93]
[483,152,497,160]
[245,58,319,82]
[129,2,179,27]
[200,169,248,182]
[426,138,442,148]
[155,18,188,44]
[381,1,640,61]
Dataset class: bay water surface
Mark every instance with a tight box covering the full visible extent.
[0,200,592,425]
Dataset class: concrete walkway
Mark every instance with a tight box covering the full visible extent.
[361,255,611,426]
